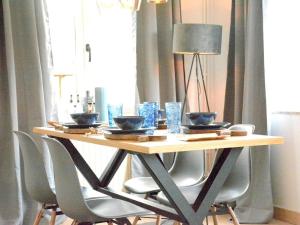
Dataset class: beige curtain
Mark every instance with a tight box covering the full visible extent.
[0,0,61,224]
[224,0,273,223]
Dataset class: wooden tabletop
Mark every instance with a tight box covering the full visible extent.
[33,127,284,154]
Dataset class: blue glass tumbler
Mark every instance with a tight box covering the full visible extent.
[138,102,158,128]
[107,104,123,127]
[165,102,182,133]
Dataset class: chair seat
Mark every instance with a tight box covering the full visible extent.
[86,198,152,219]
[157,182,246,206]
[124,177,160,194]
[124,176,202,194]
[81,186,107,199]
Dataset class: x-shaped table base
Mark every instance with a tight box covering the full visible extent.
[54,137,242,225]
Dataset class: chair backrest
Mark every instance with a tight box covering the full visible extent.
[42,136,102,221]
[216,124,255,197]
[13,131,56,204]
[169,150,205,186]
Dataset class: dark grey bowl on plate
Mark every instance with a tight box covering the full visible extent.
[113,116,144,130]
[70,113,99,125]
[186,112,217,125]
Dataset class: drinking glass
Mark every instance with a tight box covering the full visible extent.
[107,104,123,127]
[138,102,158,128]
[165,102,182,133]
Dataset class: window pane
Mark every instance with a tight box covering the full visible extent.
[264,0,300,112]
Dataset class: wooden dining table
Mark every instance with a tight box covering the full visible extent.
[33,127,283,225]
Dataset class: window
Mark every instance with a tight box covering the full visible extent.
[47,0,136,188]
[264,0,300,112]
[48,0,137,118]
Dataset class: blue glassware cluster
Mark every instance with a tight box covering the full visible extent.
[165,102,182,133]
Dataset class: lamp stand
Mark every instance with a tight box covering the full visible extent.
[181,53,210,121]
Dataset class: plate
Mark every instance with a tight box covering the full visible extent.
[182,122,231,130]
[103,127,155,134]
[62,122,101,129]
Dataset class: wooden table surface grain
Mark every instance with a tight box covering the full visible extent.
[33,127,284,154]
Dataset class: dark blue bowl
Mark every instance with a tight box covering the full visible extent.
[113,116,145,130]
[186,112,217,125]
[70,113,99,125]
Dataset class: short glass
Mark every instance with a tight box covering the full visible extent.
[107,104,123,127]
[138,102,158,128]
[165,102,182,133]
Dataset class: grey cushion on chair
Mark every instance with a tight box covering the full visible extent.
[157,124,255,207]
[124,150,205,194]
[42,136,151,223]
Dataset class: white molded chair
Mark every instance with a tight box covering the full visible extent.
[13,131,106,225]
[14,131,59,225]
[42,136,151,225]
[156,124,255,225]
[124,151,205,194]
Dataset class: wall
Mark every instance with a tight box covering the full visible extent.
[181,0,231,121]
[270,113,300,212]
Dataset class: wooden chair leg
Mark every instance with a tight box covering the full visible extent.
[71,220,78,225]
[132,193,150,225]
[33,208,44,225]
[132,216,140,225]
[211,206,218,225]
[155,215,161,225]
[227,205,240,225]
[49,208,57,225]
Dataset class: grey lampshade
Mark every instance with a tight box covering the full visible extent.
[173,24,222,55]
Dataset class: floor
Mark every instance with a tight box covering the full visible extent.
[61,215,292,225]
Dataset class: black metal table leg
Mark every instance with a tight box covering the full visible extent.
[54,137,244,225]
[193,148,243,222]
[99,150,127,187]
[137,154,199,225]
[54,137,101,188]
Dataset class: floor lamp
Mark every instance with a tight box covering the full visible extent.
[173,24,222,120]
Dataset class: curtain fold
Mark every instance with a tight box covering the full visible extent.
[224,0,273,223]
[0,0,58,224]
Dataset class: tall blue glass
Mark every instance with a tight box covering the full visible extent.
[107,104,123,127]
[138,102,158,128]
[165,102,182,133]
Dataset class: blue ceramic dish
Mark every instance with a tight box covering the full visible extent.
[113,116,145,130]
[186,112,217,125]
[70,113,99,125]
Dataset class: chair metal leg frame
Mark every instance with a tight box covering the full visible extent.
[54,137,243,225]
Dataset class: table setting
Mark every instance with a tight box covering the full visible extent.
[47,96,252,144]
